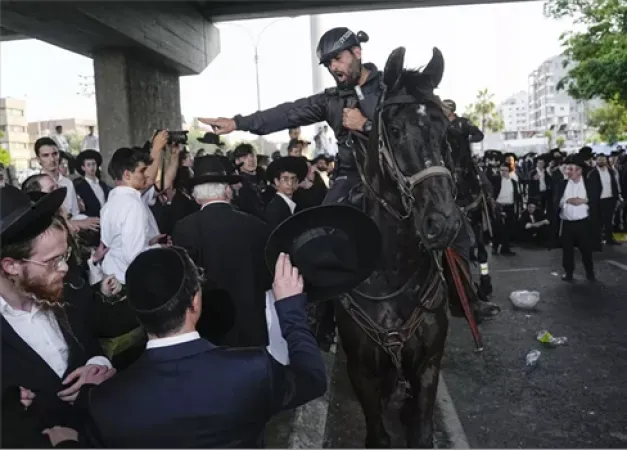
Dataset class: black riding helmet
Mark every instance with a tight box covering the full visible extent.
[316,27,369,66]
[443,99,457,113]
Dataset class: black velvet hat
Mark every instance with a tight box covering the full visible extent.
[503,152,518,162]
[0,186,66,245]
[483,150,503,163]
[75,149,103,176]
[197,132,224,147]
[266,156,309,184]
[189,155,242,187]
[578,146,594,159]
[126,247,191,313]
[265,204,382,302]
[565,153,587,169]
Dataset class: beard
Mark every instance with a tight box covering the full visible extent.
[331,58,362,89]
[18,268,65,310]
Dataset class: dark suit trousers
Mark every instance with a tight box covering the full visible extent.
[561,218,594,275]
[495,204,515,251]
[600,197,617,241]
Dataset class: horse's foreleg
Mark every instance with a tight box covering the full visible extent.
[404,352,444,449]
[345,358,392,448]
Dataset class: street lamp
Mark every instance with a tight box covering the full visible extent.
[223,17,297,153]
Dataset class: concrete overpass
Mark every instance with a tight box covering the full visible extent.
[0,0,529,167]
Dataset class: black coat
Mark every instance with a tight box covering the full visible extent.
[588,167,620,200]
[265,195,292,232]
[489,176,523,216]
[528,168,553,199]
[73,177,111,217]
[159,190,200,236]
[85,294,327,448]
[1,285,107,434]
[172,203,272,347]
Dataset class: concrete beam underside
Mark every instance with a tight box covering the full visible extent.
[94,50,182,178]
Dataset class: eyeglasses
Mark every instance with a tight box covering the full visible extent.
[279,175,298,184]
[22,249,72,271]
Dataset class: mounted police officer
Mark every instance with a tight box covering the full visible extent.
[200,28,498,350]
[200,27,376,204]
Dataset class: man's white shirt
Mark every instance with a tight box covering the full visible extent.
[101,186,160,284]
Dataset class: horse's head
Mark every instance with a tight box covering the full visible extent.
[372,47,462,250]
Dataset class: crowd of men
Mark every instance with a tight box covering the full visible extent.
[0,126,344,447]
[478,145,626,280]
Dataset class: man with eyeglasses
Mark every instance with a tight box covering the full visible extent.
[0,185,116,445]
[264,156,309,232]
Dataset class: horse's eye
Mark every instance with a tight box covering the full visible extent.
[388,126,401,139]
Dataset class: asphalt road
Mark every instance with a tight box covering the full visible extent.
[268,244,627,448]
[442,244,627,448]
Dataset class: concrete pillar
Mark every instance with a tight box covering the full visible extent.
[93,49,182,180]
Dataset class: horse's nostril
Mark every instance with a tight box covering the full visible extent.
[424,216,444,240]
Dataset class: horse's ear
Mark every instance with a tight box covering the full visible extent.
[421,47,444,90]
[384,47,406,91]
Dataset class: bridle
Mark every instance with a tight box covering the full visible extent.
[351,86,456,223]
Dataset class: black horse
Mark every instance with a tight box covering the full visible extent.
[335,47,466,448]
[447,129,498,305]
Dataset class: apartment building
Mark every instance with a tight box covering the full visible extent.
[0,98,31,170]
[497,91,528,132]
[527,55,602,150]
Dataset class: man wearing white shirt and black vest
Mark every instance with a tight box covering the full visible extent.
[554,154,601,281]
[73,150,111,218]
[490,163,522,256]
[589,153,621,245]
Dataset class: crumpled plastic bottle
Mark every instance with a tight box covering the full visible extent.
[525,349,541,369]
[536,330,568,347]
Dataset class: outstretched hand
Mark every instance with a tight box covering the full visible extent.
[198,117,236,135]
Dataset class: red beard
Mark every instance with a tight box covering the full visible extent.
[20,270,65,309]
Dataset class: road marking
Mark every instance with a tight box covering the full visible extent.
[436,373,471,449]
[288,349,336,448]
[493,267,544,273]
[605,260,627,272]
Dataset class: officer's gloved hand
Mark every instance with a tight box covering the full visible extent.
[344,183,366,210]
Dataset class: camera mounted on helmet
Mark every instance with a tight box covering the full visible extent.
[316,27,369,66]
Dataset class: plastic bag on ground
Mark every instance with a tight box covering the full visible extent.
[510,290,540,310]
[536,330,568,347]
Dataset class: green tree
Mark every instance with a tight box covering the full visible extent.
[587,98,627,144]
[544,130,554,148]
[66,132,83,155]
[0,131,11,166]
[556,135,566,148]
[463,88,505,135]
[544,0,627,105]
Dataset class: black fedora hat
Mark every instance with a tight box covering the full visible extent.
[266,156,309,184]
[565,153,587,169]
[265,204,382,302]
[0,186,66,244]
[75,149,103,175]
[197,132,224,146]
[189,155,242,187]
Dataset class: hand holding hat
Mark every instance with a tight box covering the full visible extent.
[272,253,304,302]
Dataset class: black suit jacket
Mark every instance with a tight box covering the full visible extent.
[528,168,553,199]
[1,284,107,433]
[489,176,523,216]
[588,167,619,200]
[173,203,272,347]
[86,294,327,448]
[74,177,111,217]
[265,195,292,232]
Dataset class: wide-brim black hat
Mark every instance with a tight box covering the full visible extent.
[578,146,594,159]
[0,186,66,244]
[504,152,518,161]
[75,149,103,176]
[265,204,382,302]
[266,156,309,183]
[197,132,224,146]
[565,153,587,169]
[189,155,242,187]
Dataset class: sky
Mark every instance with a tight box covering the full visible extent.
[0,1,574,141]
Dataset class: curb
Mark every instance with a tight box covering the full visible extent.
[435,373,471,449]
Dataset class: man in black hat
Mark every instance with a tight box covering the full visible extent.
[528,153,553,212]
[73,149,111,218]
[172,155,273,348]
[589,153,621,245]
[85,247,325,448]
[490,162,522,256]
[0,186,115,438]
[552,154,601,281]
[197,132,225,154]
[265,156,309,231]
[578,146,595,177]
